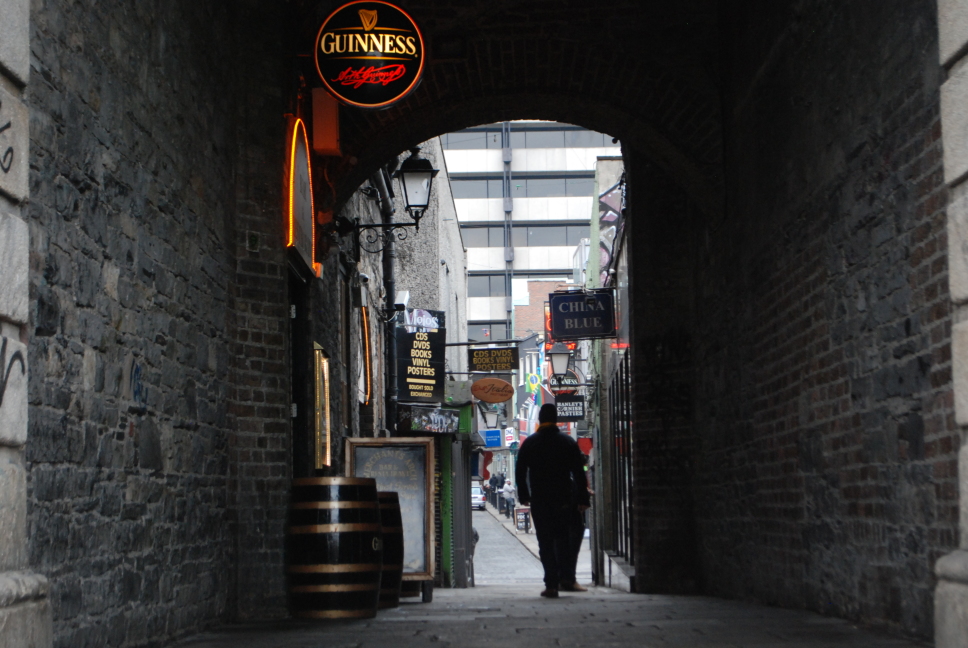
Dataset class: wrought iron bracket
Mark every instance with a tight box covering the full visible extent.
[355,219,420,254]
[326,215,421,255]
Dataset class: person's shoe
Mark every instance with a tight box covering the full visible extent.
[560,582,587,592]
[539,588,559,598]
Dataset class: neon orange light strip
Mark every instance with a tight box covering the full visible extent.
[287,118,316,272]
[361,306,371,405]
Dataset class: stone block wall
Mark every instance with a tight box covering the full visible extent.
[25,1,245,644]
[687,0,955,637]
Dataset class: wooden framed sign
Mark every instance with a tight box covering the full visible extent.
[346,437,435,581]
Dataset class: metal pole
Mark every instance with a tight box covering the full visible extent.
[372,170,398,434]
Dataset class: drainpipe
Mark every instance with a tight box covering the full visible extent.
[371,169,398,435]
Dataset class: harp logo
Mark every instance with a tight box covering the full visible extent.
[359,9,378,31]
[315,1,425,109]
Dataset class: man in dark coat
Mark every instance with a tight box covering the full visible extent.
[516,403,590,598]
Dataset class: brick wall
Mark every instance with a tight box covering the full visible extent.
[689,0,956,637]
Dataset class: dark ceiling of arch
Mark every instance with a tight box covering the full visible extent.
[294,0,724,215]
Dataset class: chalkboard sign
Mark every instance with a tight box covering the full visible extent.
[346,438,435,581]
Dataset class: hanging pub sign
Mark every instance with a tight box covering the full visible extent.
[314,1,426,109]
[468,346,519,373]
[549,368,582,395]
[285,118,315,272]
[396,325,446,403]
[555,394,585,422]
[398,404,460,434]
[548,289,616,341]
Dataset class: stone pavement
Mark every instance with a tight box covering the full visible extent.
[171,507,929,648]
[478,500,592,586]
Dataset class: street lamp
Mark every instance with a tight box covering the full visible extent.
[477,401,500,429]
[335,149,441,255]
[394,147,439,225]
[549,342,572,378]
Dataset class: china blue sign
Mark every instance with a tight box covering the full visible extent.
[548,290,616,341]
[484,429,502,448]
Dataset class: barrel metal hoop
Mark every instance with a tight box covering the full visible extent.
[292,609,376,619]
[290,584,379,593]
[289,523,382,534]
[287,564,382,573]
[290,501,378,509]
[292,477,376,486]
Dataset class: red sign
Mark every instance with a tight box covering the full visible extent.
[314,1,425,109]
[471,377,514,403]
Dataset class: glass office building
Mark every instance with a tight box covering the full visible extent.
[442,121,620,342]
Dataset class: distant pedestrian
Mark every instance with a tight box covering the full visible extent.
[502,480,516,519]
[515,404,590,598]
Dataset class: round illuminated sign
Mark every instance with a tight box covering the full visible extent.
[314,1,425,109]
[471,378,515,404]
[550,369,582,395]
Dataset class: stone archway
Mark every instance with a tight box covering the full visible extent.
[933,3,968,646]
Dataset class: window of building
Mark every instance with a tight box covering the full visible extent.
[526,130,566,148]
[462,226,508,248]
[468,322,509,342]
[506,175,594,198]
[564,130,604,148]
[468,275,490,297]
[468,275,507,297]
[463,228,489,248]
[566,225,589,245]
[442,131,487,149]
[452,179,489,199]
[565,177,595,196]
[452,178,505,199]
[525,178,567,197]
[500,224,589,247]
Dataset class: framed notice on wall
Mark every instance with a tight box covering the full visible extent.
[346,437,435,581]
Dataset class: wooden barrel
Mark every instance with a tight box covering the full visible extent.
[377,491,404,609]
[286,477,383,619]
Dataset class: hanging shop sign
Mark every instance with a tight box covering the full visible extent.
[285,118,315,272]
[314,1,426,109]
[555,394,585,422]
[468,346,519,373]
[484,429,502,448]
[471,377,515,403]
[396,326,446,403]
[549,368,582,395]
[398,404,460,434]
[548,289,616,341]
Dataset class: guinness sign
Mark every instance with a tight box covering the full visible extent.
[314,1,425,109]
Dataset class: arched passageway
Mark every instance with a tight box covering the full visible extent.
[4,1,965,647]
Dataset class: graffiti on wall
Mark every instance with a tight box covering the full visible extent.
[0,337,25,410]
[598,177,625,286]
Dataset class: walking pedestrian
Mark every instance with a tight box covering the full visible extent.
[502,480,516,519]
[515,403,590,598]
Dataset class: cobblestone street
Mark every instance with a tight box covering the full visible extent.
[171,508,930,648]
